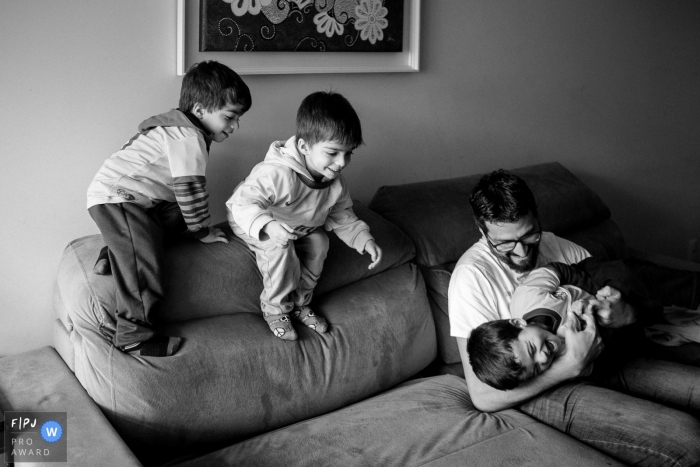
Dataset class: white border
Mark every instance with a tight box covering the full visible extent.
[176,0,420,76]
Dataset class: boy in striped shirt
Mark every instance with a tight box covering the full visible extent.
[86,61,251,357]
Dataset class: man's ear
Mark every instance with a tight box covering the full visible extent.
[509,318,527,328]
[192,102,206,118]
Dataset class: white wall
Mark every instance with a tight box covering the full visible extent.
[1,0,698,356]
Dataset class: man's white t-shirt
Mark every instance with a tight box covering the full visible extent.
[448,232,590,339]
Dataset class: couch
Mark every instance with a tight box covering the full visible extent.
[2,162,698,466]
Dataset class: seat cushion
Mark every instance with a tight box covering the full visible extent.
[170,375,623,467]
[0,347,140,467]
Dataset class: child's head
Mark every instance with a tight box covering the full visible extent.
[295,91,364,182]
[467,318,562,390]
[179,61,252,143]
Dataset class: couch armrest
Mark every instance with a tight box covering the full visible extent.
[0,347,141,467]
[628,248,700,273]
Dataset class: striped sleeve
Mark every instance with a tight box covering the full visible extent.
[173,175,211,239]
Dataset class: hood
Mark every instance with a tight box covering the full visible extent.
[264,137,333,189]
[138,108,212,151]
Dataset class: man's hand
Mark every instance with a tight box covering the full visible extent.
[595,286,637,328]
[262,221,298,247]
[199,227,229,244]
[555,311,604,379]
[364,240,383,270]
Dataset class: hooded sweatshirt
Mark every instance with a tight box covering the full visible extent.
[87,109,213,238]
[227,137,373,253]
[510,265,591,333]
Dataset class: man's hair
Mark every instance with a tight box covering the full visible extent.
[296,91,363,149]
[469,169,538,231]
[179,60,252,113]
[467,320,524,390]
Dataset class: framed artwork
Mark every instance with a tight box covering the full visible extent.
[176,0,420,75]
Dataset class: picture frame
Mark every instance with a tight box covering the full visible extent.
[176,0,421,75]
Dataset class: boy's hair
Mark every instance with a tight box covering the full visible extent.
[469,170,538,231]
[296,91,364,149]
[179,61,252,113]
[467,320,524,390]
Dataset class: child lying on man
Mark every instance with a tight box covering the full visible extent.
[467,257,670,390]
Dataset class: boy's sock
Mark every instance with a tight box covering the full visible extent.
[264,313,298,341]
[120,335,183,357]
[293,306,328,334]
[93,246,111,275]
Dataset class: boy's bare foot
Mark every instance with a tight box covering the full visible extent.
[120,335,183,357]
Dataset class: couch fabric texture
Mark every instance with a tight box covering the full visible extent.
[171,375,623,467]
[52,202,436,465]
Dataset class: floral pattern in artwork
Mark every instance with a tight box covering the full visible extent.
[200,0,404,52]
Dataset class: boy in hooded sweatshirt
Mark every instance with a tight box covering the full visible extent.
[86,61,251,357]
[226,91,382,341]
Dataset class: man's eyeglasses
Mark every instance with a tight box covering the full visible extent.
[484,229,542,253]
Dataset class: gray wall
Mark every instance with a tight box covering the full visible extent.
[1,0,698,355]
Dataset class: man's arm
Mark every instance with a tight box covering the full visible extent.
[457,311,604,412]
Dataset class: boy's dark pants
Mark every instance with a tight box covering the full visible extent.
[88,202,186,347]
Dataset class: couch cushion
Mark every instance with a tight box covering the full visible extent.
[57,262,435,465]
[169,375,623,467]
[53,202,415,351]
[0,347,140,467]
[422,262,460,365]
[369,162,619,268]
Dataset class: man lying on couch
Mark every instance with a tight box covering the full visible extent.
[448,169,700,466]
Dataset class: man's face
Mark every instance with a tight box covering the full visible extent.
[482,213,540,273]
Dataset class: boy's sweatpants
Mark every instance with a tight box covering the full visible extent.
[231,222,329,316]
[88,201,186,347]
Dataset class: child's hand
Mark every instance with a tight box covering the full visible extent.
[199,227,229,244]
[365,240,383,270]
[595,286,637,328]
[263,221,298,247]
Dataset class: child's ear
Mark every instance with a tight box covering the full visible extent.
[296,138,309,156]
[192,102,206,118]
[509,318,528,328]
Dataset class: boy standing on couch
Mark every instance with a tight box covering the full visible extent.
[87,61,251,357]
[227,91,382,341]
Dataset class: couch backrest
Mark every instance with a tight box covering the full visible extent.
[53,202,416,370]
[369,162,625,268]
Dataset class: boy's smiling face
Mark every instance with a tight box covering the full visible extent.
[509,319,563,383]
[194,102,245,143]
[297,138,354,182]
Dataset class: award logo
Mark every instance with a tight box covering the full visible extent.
[5,412,67,463]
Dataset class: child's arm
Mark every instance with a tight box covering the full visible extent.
[173,178,229,244]
[226,166,280,241]
[325,183,380,269]
[544,262,598,295]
